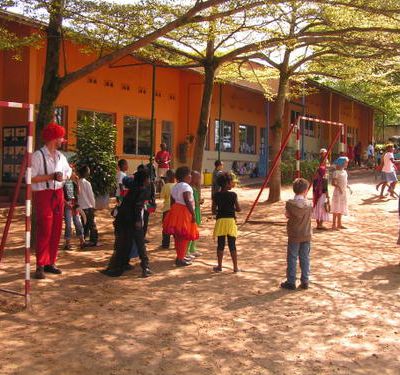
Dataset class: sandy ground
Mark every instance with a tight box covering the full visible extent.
[0,170,399,375]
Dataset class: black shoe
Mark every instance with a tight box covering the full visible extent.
[142,268,153,278]
[299,282,309,290]
[176,259,192,267]
[83,241,96,248]
[100,269,124,277]
[43,265,62,274]
[35,266,45,279]
[280,281,296,290]
[124,263,134,271]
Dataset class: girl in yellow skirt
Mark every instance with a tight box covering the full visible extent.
[212,172,241,272]
[163,166,199,266]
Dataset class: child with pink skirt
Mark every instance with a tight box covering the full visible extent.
[312,166,330,230]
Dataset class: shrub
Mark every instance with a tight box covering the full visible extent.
[72,116,117,197]
[280,160,320,185]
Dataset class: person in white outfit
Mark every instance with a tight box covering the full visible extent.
[31,122,71,279]
[331,157,351,230]
[77,165,98,247]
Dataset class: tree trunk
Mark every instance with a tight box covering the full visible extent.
[192,64,216,172]
[35,0,64,147]
[267,70,289,203]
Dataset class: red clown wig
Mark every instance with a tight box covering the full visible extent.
[42,122,65,142]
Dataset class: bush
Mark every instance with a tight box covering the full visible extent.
[72,116,117,197]
[280,160,320,185]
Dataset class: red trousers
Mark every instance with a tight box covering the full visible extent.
[174,236,189,260]
[33,189,64,267]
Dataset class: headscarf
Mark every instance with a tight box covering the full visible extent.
[334,156,349,167]
[312,166,327,207]
[42,122,65,142]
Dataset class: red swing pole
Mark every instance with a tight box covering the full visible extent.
[245,121,297,223]
[295,118,301,178]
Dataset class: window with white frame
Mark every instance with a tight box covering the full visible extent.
[290,110,301,125]
[239,124,256,154]
[304,114,316,137]
[123,116,152,155]
[54,106,67,126]
[215,120,234,152]
[54,106,68,150]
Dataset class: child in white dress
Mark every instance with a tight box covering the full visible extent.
[331,157,351,230]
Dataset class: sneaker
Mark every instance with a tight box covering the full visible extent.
[299,282,309,290]
[176,259,192,267]
[34,266,45,279]
[280,281,296,290]
[142,268,153,278]
[63,243,72,250]
[43,265,62,274]
[124,263,134,271]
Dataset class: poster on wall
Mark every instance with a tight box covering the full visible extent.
[2,126,27,183]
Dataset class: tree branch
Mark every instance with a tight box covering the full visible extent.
[152,41,203,62]
[59,0,229,89]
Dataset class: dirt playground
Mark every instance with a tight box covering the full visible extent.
[0,170,399,375]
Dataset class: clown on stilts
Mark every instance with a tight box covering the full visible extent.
[31,122,71,279]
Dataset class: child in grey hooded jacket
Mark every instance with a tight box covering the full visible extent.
[281,178,312,290]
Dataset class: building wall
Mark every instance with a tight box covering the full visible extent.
[0,17,375,185]
[29,42,183,172]
[284,88,375,160]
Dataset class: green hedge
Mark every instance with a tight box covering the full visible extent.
[71,116,117,197]
[280,160,320,185]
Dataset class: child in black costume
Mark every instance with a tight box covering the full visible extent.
[102,170,152,278]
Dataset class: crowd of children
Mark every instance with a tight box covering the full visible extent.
[35,122,398,288]
[56,147,373,290]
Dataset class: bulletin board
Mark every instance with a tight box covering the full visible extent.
[2,126,27,183]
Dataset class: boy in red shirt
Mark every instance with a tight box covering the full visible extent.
[155,143,171,179]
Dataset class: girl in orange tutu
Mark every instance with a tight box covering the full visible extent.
[163,166,199,266]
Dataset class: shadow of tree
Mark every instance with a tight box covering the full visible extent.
[359,264,400,291]
[1,170,400,374]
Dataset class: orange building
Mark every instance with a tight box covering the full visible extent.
[0,11,374,187]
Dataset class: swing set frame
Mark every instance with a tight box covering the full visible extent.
[245,115,346,223]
